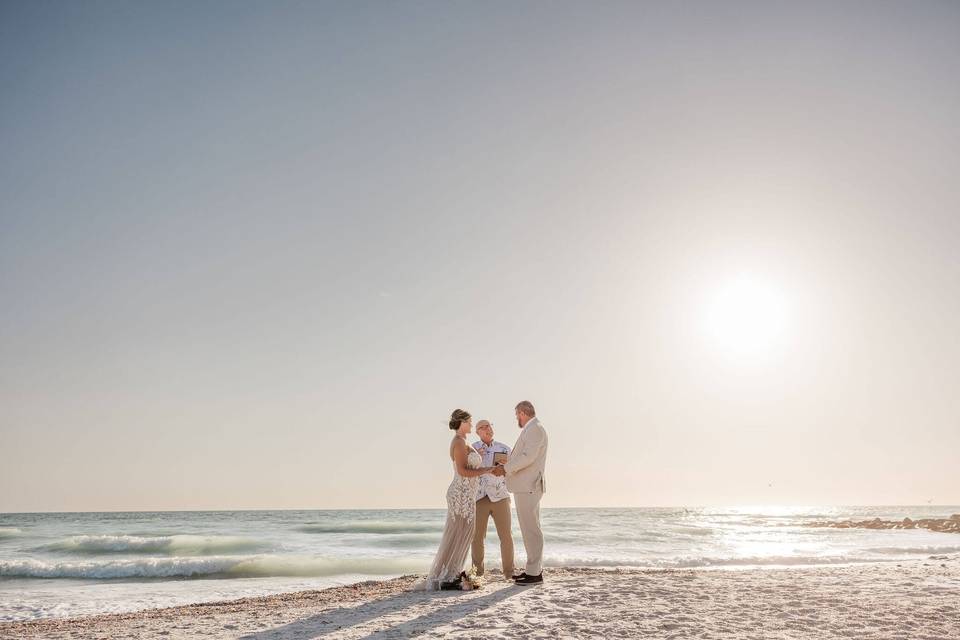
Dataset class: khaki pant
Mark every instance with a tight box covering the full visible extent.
[471,496,514,576]
[514,489,544,576]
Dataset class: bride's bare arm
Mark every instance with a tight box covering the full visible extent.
[452,442,494,478]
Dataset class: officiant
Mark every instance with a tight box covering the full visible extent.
[471,420,516,579]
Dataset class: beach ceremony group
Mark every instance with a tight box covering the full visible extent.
[2,1,959,638]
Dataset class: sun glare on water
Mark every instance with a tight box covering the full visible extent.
[701,275,791,364]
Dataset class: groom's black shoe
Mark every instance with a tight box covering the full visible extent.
[511,572,527,581]
[514,573,543,585]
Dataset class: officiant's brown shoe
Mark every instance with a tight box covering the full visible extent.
[514,573,543,585]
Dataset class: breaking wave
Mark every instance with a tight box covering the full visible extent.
[0,555,427,580]
[38,535,268,556]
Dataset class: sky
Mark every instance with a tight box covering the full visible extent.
[1,1,958,512]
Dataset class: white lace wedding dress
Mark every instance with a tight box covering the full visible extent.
[412,447,481,590]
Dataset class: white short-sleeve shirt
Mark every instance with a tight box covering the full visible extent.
[472,439,511,502]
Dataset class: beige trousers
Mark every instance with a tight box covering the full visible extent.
[514,489,544,576]
[471,496,514,576]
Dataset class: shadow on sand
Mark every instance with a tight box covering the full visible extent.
[240,584,524,639]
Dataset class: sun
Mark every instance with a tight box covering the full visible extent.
[701,275,790,363]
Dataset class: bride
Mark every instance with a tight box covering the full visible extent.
[413,409,495,591]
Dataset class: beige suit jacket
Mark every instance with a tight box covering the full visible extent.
[503,417,548,494]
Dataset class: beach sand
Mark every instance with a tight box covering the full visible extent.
[3,557,958,639]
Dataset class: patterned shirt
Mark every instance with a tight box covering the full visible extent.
[472,439,511,502]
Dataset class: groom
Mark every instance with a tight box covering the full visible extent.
[493,400,548,585]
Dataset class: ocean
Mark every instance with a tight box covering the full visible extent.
[2,506,958,621]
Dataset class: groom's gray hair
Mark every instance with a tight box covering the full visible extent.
[515,400,536,416]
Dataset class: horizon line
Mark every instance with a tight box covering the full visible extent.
[3,503,960,515]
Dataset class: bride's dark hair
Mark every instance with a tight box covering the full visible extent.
[448,409,471,430]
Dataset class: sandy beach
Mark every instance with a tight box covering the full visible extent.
[3,556,958,640]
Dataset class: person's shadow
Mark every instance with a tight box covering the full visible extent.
[354,586,523,639]
[239,584,523,639]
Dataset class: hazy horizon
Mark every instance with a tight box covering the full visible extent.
[2,1,958,512]
[4,504,960,516]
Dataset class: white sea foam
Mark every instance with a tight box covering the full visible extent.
[0,527,22,538]
[0,555,428,579]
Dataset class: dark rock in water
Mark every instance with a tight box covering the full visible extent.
[804,516,960,535]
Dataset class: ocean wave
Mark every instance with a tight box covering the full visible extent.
[342,534,439,549]
[296,522,443,535]
[38,535,268,556]
[2,551,952,581]
[0,527,22,539]
[0,555,427,580]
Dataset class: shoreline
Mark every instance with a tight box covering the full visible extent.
[3,557,959,639]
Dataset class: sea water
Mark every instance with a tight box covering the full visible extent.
[1,506,958,621]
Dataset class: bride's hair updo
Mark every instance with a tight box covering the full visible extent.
[448,409,471,430]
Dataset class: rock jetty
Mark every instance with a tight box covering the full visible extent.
[803,514,960,534]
